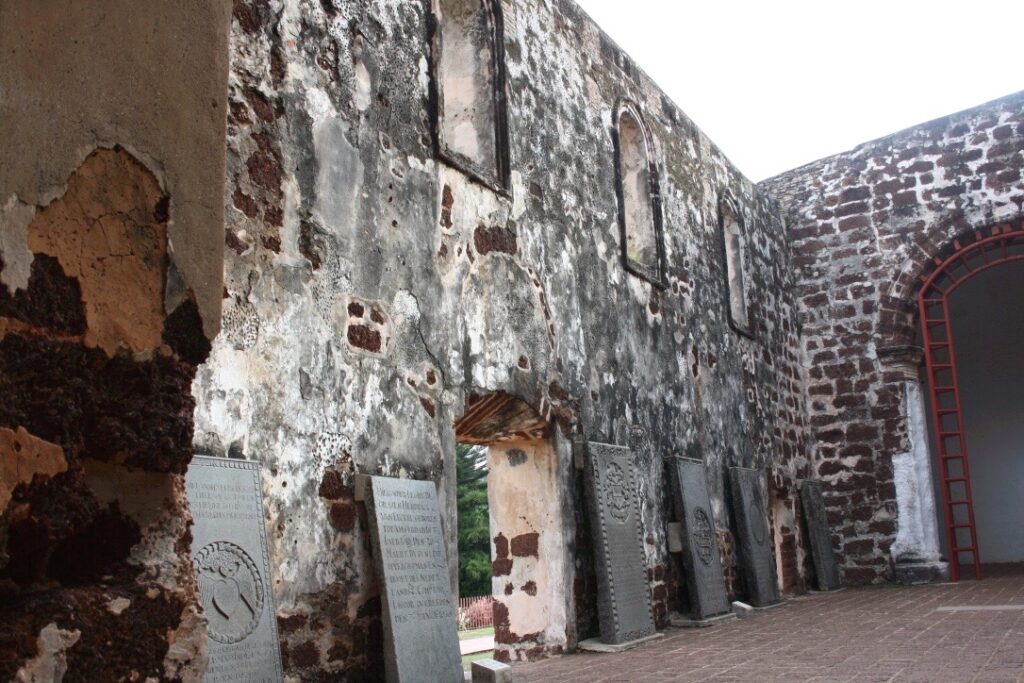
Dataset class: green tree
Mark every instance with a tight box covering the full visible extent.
[456,444,491,597]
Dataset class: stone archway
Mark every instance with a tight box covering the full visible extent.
[916,220,1024,580]
[876,216,1024,584]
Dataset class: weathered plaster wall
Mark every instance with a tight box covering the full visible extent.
[0,3,229,680]
[487,439,572,661]
[0,0,230,338]
[762,91,1024,582]
[192,0,807,677]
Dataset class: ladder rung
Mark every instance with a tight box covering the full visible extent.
[953,546,976,552]
[938,431,961,437]
[951,524,973,529]
[933,386,956,391]
[931,364,953,370]
[944,477,967,483]
[929,342,950,347]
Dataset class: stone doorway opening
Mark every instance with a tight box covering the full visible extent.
[454,391,572,662]
[918,223,1024,580]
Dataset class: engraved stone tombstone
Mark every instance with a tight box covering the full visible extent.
[358,475,462,683]
[583,442,658,645]
[800,480,842,591]
[186,456,284,683]
[670,457,731,619]
[728,466,781,607]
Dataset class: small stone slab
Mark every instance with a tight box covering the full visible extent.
[471,659,513,683]
[731,601,754,618]
[728,467,781,607]
[361,475,462,683]
[670,457,731,619]
[799,480,842,591]
[583,442,658,645]
[185,456,284,683]
[578,632,664,653]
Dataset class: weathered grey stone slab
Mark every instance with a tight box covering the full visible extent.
[800,480,842,591]
[361,475,462,683]
[471,658,513,683]
[583,442,657,644]
[185,456,283,683]
[670,457,731,619]
[728,467,781,607]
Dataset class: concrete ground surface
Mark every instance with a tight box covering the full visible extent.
[514,564,1024,682]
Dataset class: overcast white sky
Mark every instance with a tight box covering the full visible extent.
[574,0,1024,181]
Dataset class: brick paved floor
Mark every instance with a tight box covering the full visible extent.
[514,564,1024,682]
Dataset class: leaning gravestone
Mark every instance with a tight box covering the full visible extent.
[670,457,731,619]
[728,466,781,607]
[583,442,657,645]
[185,456,284,683]
[800,480,842,591]
[358,475,462,683]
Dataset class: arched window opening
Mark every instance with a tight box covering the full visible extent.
[720,195,751,335]
[432,0,510,191]
[614,102,665,286]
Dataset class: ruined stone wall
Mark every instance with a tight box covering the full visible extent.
[0,1,229,679]
[192,0,808,676]
[761,92,1024,583]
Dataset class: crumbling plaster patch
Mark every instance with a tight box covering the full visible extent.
[25,148,169,356]
[0,196,35,292]
[0,427,67,511]
[162,606,208,683]
[0,0,229,338]
[890,381,942,564]
[13,624,81,683]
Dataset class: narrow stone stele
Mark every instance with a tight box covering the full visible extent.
[670,457,732,620]
[728,467,783,607]
[581,442,659,647]
[471,659,513,683]
[800,480,843,591]
[358,474,463,683]
[186,456,284,683]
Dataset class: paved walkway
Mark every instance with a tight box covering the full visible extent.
[514,564,1024,682]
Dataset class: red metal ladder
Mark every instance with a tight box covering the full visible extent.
[920,297,981,581]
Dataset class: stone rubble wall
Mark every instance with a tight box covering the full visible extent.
[193,0,808,677]
[761,91,1024,583]
[0,2,230,680]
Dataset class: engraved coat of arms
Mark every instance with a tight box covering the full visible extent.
[195,541,265,644]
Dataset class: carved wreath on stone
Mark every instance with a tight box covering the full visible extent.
[692,506,715,566]
[605,461,630,523]
[195,541,264,644]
